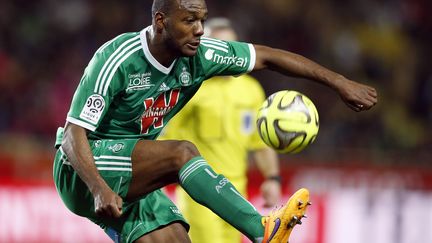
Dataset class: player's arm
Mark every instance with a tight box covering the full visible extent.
[253,45,378,112]
[62,122,123,218]
[252,147,281,207]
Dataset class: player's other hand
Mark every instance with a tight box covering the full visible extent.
[336,78,378,112]
[261,179,282,208]
[94,187,123,218]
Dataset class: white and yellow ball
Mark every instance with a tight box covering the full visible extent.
[257,90,319,153]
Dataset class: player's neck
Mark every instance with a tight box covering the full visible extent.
[146,30,177,68]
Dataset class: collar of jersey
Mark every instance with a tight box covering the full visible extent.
[140,26,177,74]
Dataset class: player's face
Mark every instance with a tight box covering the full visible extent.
[164,0,208,56]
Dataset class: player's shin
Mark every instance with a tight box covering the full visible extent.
[178,156,264,242]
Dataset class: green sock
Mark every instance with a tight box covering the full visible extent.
[179,156,264,241]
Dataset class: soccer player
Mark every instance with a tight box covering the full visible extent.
[53,0,378,243]
[160,17,281,243]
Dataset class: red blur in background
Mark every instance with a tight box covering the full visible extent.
[1,157,431,243]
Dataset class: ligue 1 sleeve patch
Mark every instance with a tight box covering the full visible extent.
[79,94,105,125]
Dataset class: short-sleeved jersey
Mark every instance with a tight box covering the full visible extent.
[160,75,267,180]
[65,26,256,140]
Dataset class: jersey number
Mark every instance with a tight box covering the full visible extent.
[141,89,180,134]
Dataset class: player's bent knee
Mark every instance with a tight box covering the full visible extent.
[172,140,200,168]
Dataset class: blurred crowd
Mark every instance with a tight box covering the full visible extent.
[0,0,431,175]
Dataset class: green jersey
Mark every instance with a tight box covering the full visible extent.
[65,26,255,140]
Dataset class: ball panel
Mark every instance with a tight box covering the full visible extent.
[274,119,307,152]
[277,94,312,123]
[256,117,271,146]
[256,90,319,154]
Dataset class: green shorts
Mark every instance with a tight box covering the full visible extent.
[53,138,189,243]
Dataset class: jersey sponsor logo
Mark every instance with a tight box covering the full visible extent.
[204,49,215,60]
[215,177,229,193]
[170,206,182,215]
[158,82,170,92]
[141,89,180,134]
[108,143,125,153]
[179,67,192,86]
[94,140,102,148]
[126,72,154,92]
[79,94,105,124]
[204,49,249,68]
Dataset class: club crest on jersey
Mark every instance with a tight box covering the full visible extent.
[179,67,192,86]
[80,94,105,124]
[141,89,181,134]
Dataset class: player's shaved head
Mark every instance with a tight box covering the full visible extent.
[152,0,206,16]
[152,0,179,16]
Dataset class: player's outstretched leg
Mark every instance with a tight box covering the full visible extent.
[178,155,311,243]
[262,188,311,243]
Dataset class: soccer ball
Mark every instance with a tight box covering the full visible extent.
[256,90,319,154]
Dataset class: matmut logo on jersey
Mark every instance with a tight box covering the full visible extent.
[204,49,248,68]
[201,38,248,68]
[140,89,180,134]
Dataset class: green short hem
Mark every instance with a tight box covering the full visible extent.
[125,220,190,243]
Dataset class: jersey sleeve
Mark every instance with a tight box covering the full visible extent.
[196,37,256,78]
[66,53,123,131]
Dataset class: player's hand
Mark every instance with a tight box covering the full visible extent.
[336,78,378,112]
[261,179,282,208]
[93,186,123,218]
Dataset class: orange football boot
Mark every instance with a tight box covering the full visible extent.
[262,188,311,243]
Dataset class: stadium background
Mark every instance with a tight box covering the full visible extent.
[0,0,431,242]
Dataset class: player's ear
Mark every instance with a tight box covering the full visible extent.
[154,11,167,33]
